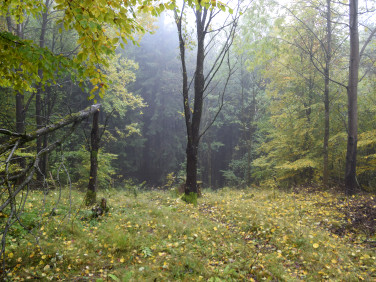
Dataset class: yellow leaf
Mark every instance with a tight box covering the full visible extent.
[90,85,99,94]
[313,243,319,249]
[8,252,13,258]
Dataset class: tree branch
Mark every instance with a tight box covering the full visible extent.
[0,104,101,155]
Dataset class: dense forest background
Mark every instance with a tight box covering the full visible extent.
[115,1,376,191]
[1,0,376,280]
[0,1,376,190]
[2,0,375,192]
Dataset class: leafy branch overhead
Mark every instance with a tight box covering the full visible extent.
[0,0,171,97]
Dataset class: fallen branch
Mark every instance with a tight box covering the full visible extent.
[0,104,101,276]
[0,104,101,155]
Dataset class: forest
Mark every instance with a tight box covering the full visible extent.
[1,0,376,280]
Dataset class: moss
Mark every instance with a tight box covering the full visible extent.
[85,190,97,206]
[91,150,98,158]
[181,192,198,206]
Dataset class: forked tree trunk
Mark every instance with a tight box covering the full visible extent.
[184,9,206,196]
[175,1,238,201]
[345,0,359,195]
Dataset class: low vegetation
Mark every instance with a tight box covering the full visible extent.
[1,187,375,281]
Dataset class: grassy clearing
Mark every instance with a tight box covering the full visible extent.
[1,187,375,281]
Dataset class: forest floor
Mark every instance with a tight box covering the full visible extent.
[1,187,376,281]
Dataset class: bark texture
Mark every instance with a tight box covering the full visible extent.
[86,109,100,206]
[175,1,238,199]
[345,0,359,195]
[323,0,332,187]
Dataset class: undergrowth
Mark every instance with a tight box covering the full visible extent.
[1,187,375,281]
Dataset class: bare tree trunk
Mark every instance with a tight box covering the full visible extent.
[184,8,206,195]
[323,80,330,186]
[186,142,198,194]
[323,0,332,187]
[175,4,198,199]
[15,93,24,135]
[35,84,44,183]
[36,0,50,184]
[86,109,100,205]
[345,0,359,195]
[14,23,24,133]
[14,22,26,176]
[175,1,239,202]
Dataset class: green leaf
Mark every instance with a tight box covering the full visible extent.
[108,274,120,281]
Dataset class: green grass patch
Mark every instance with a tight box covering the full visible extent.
[1,188,375,281]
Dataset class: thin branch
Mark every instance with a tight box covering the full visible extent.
[199,52,236,140]
[359,27,376,59]
[0,121,80,213]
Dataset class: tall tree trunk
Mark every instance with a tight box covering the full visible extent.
[175,5,202,198]
[15,93,25,135]
[186,142,198,194]
[207,138,212,188]
[14,22,24,134]
[175,1,238,200]
[35,83,44,183]
[323,0,332,187]
[345,0,359,195]
[14,23,26,175]
[86,109,100,205]
[36,0,50,184]
[184,9,206,195]
[41,86,53,179]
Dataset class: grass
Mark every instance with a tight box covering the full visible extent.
[1,186,376,281]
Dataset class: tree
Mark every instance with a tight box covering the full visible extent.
[0,0,170,96]
[279,0,341,187]
[345,0,360,195]
[0,104,100,267]
[175,0,242,201]
[240,0,376,190]
[282,0,376,192]
[85,54,144,203]
[345,0,376,194]
[35,0,53,184]
[86,108,100,205]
